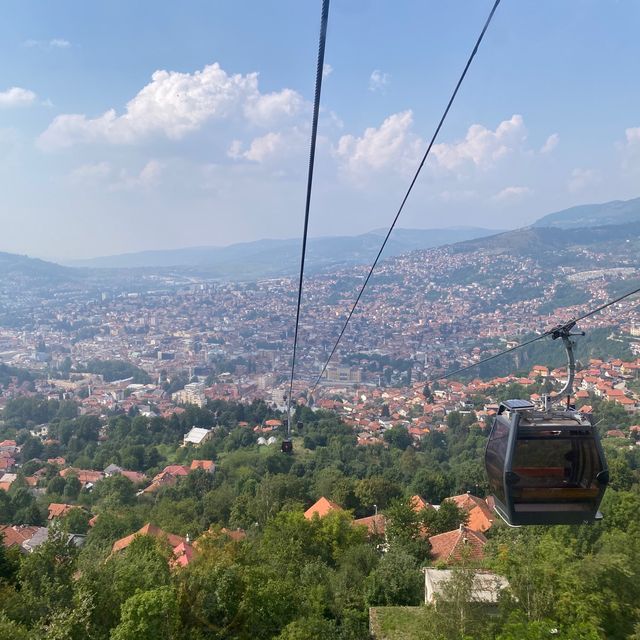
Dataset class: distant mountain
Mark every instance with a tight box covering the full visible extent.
[67,227,502,274]
[533,196,640,229]
[454,221,640,259]
[449,221,640,270]
[0,251,76,283]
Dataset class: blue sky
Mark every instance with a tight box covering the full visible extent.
[1,0,639,260]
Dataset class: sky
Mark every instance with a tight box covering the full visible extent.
[1,0,640,261]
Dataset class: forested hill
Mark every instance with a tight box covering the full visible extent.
[451,220,640,263]
[533,196,640,229]
[0,252,77,284]
[68,227,500,273]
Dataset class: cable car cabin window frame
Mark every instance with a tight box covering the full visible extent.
[484,401,608,526]
[485,414,510,505]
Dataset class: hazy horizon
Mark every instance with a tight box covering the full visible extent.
[2,1,640,259]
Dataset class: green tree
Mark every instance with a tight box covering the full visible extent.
[63,508,91,534]
[111,586,180,640]
[47,475,66,496]
[275,617,338,640]
[385,498,429,561]
[17,526,78,624]
[383,425,412,450]
[355,477,402,510]
[240,568,300,640]
[63,476,82,501]
[411,469,451,503]
[365,549,422,606]
[608,457,634,491]
[177,549,245,638]
[21,436,44,461]
[0,490,13,523]
[422,499,469,536]
[0,542,20,582]
[0,613,30,640]
[40,587,94,640]
[432,565,489,639]
[10,486,42,525]
[81,534,171,635]
[92,475,136,508]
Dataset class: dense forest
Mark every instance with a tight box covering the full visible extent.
[0,396,639,639]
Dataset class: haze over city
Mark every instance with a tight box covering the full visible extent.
[1,0,640,259]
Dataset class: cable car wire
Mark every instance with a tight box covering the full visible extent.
[286,0,331,434]
[311,0,502,393]
[426,284,640,385]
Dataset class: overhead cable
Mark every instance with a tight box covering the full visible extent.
[311,0,502,393]
[287,0,331,433]
[426,284,640,385]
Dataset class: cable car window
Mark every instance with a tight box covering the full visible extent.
[485,418,509,503]
[512,435,599,500]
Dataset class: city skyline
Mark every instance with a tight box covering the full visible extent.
[1,1,640,259]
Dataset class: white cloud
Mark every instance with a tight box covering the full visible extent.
[69,161,112,184]
[369,70,390,92]
[229,129,307,164]
[335,110,422,178]
[23,38,71,49]
[323,64,333,78]
[242,132,283,162]
[540,133,559,154]
[439,189,477,203]
[568,168,600,193]
[126,159,163,189]
[0,87,37,108]
[432,114,526,170]
[243,88,303,127]
[39,62,304,150]
[227,139,244,160]
[492,186,533,202]
[625,127,640,146]
[621,126,640,173]
[69,159,163,190]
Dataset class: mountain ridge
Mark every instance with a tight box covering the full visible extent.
[533,196,640,229]
[65,227,502,270]
[2,195,640,283]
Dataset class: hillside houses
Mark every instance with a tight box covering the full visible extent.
[314,356,640,446]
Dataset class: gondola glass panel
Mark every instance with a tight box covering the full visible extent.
[484,400,608,526]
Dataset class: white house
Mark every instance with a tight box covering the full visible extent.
[183,427,213,447]
[423,568,509,606]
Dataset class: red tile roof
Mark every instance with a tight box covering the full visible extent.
[352,514,386,536]
[171,541,196,568]
[154,465,189,481]
[59,468,104,484]
[304,497,342,519]
[112,523,185,553]
[47,503,75,520]
[429,525,487,563]
[448,494,494,532]
[220,527,247,542]
[120,470,147,484]
[0,524,41,548]
[410,495,432,512]
[190,460,215,472]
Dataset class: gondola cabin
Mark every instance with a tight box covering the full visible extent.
[484,399,608,526]
[281,439,293,454]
